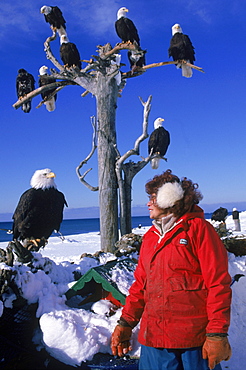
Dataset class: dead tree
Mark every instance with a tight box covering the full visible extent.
[13,30,204,253]
[115,95,153,235]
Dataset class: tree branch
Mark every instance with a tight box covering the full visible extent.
[13,81,77,110]
[116,95,152,172]
[36,85,65,109]
[44,31,97,94]
[44,31,64,71]
[142,59,205,72]
[76,116,99,191]
[115,95,152,235]
[122,60,205,78]
[97,41,145,60]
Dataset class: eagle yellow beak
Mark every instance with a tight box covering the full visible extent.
[46,172,56,179]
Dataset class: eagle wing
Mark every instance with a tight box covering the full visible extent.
[52,6,66,29]
[148,127,170,156]
[168,33,195,63]
[45,6,66,29]
[115,17,140,44]
[60,42,81,68]
[182,34,195,63]
[211,207,228,222]
[16,72,35,97]
[12,188,39,240]
[38,75,57,100]
[12,188,67,240]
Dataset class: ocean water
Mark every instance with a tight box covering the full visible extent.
[0,216,153,243]
[0,214,213,243]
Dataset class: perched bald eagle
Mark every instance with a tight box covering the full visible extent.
[148,118,170,169]
[60,35,81,69]
[211,207,228,223]
[16,69,35,113]
[115,7,146,73]
[40,5,67,37]
[12,169,68,249]
[168,23,195,78]
[38,66,57,112]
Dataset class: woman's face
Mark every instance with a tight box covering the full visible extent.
[147,194,169,220]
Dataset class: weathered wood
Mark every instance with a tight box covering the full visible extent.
[13,81,76,110]
[122,60,205,79]
[140,60,205,72]
[116,96,152,235]
[76,116,99,191]
[96,75,119,252]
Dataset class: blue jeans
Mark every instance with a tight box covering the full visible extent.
[139,345,222,370]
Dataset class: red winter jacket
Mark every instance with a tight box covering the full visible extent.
[122,206,231,349]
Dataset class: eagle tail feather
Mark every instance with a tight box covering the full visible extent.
[57,26,67,38]
[151,157,160,169]
[181,64,193,78]
[45,99,56,112]
[22,102,31,113]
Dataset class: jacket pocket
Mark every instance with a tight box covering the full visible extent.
[169,274,206,291]
[168,275,208,316]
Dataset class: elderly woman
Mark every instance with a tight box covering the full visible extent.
[111,170,232,370]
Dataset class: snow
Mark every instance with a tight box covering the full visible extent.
[0,212,246,369]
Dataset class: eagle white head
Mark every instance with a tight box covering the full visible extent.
[154,117,165,129]
[30,168,57,190]
[172,23,183,36]
[40,6,52,15]
[39,65,48,76]
[117,7,129,19]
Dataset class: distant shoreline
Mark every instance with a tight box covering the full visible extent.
[0,202,245,222]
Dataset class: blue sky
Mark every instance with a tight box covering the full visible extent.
[0,0,246,220]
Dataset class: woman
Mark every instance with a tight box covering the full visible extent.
[111,170,232,370]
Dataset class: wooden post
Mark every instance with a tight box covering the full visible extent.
[96,74,119,252]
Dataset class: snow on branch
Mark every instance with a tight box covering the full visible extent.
[76,116,99,191]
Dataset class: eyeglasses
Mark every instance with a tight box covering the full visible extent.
[147,194,157,204]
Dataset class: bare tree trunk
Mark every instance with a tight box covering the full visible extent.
[96,75,119,252]
[124,176,132,233]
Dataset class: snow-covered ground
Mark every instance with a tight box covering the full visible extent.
[0,212,246,369]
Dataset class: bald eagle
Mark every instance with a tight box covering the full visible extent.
[38,66,57,112]
[60,35,81,69]
[211,207,228,223]
[12,169,68,249]
[16,69,35,113]
[115,7,146,73]
[148,118,170,169]
[168,23,195,78]
[40,5,67,37]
